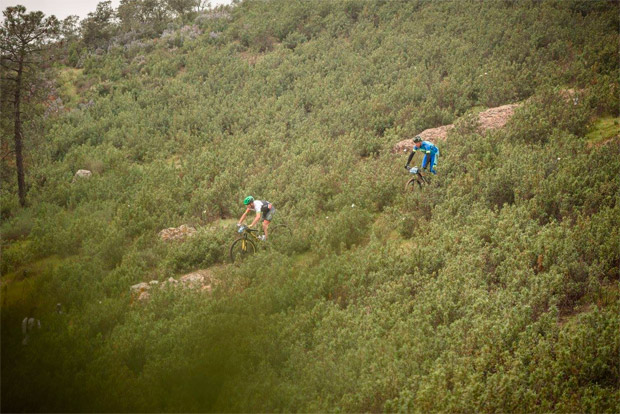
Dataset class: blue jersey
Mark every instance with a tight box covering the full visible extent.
[413,141,439,156]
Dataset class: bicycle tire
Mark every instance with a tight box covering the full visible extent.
[269,224,292,243]
[230,237,256,262]
[404,177,421,192]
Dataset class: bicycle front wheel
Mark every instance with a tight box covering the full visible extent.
[405,177,421,192]
[230,237,256,262]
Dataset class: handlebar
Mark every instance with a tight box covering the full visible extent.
[237,225,259,233]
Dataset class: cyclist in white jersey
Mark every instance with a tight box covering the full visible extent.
[237,196,275,240]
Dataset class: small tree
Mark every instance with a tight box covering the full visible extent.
[166,0,200,22]
[117,0,169,36]
[60,15,80,42]
[80,1,116,50]
[0,6,59,207]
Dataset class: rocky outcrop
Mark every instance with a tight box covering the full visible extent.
[477,104,520,130]
[392,125,454,153]
[130,282,150,294]
[158,224,196,242]
[130,282,151,303]
[392,103,521,153]
[72,169,92,182]
[180,270,216,293]
[130,270,217,303]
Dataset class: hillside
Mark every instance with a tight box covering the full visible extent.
[1,0,619,412]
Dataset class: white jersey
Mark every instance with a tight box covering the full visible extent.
[251,200,264,212]
[251,200,272,212]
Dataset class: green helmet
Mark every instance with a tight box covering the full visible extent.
[243,196,254,205]
[413,135,422,143]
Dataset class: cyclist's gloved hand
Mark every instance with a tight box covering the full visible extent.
[404,164,410,170]
[236,223,242,227]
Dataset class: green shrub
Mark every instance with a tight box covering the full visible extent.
[0,240,35,275]
[2,0,619,412]
[160,227,228,274]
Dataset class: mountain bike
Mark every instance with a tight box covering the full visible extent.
[404,166,430,192]
[229,223,291,262]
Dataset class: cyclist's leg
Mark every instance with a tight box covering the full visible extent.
[422,154,429,170]
[262,220,270,238]
[429,153,437,174]
[262,208,275,239]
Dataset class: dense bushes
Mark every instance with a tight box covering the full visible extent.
[1,0,619,412]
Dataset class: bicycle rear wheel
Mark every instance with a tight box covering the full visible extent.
[267,224,291,248]
[230,237,256,262]
[269,224,291,240]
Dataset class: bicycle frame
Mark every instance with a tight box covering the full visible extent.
[238,225,261,241]
[404,166,429,191]
[229,226,259,262]
[230,223,292,262]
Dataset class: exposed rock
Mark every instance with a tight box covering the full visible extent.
[418,125,455,142]
[130,270,216,304]
[477,104,520,131]
[392,125,454,153]
[392,103,522,153]
[180,272,205,288]
[179,269,217,291]
[158,224,197,242]
[130,282,152,302]
[72,169,92,182]
[161,277,179,288]
[130,282,150,294]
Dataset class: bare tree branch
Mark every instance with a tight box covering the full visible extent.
[0,53,20,63]
[1,149,15,161]
[0,61,21,73]
[1,74,20,82]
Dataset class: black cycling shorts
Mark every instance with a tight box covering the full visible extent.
[262,207,275,222]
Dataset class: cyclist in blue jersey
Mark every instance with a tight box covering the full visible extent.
[405,136,440,174]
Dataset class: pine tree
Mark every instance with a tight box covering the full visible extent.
[0,6,59,206]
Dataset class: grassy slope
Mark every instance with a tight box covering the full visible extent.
[1,1,619,412]
[586,116,620,146]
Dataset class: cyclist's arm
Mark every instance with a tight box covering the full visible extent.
[406,149,416,166]
[249,211,261,228]
[238,208,251,225]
